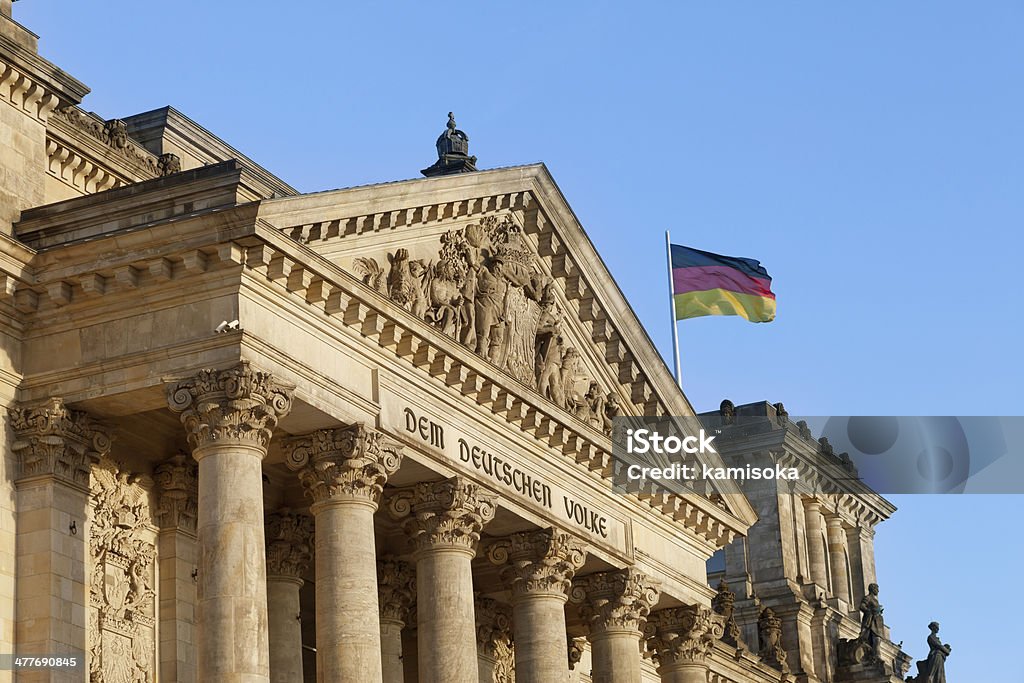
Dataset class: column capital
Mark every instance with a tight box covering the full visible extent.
[8,397,112,488]
[646,604,724,668]
[825,513,844,529]
[166,362,294,453]
[265,509,313,581]
[153,453,198,534]
[802,497,823,512]
[474,594,512,658]
[388,476,496,556]
[489,528,587,602]
[378,557,416,626]
[571,567,660,634]
[284,423,403,509]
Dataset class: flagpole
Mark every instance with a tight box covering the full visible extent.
[665,230,683,389]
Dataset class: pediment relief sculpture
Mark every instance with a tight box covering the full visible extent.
[352,213,619,434]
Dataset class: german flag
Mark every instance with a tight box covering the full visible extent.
[670,245,776,322]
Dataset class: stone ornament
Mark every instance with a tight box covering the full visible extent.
[265,509,313,580]
[166,362,294,452]
[88,456,157,683]
[284,424,403,507]
[711,579,745,650]
[54,107,164,177]
[351,213,620,434]
[152,452,198,533]
[757,607,790,673]
[489,528,587,601]
[9,397,112,487]
[646,604,725,667]
[475,594,513,659]
[389,477,497,555]
[567,637,586,670]
[571,567,660,634]
[492,639,516,683]
[378,558,416,625]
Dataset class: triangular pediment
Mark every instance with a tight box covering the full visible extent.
[256,165,757,529]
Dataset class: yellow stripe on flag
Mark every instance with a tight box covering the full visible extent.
[673,288,776,323]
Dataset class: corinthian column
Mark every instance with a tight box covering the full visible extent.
[9,398,111,677]
[389,477,497,683]
[573,568,660,683]
[265,509,313,683]
[166,362,294,682]
[475,595,513,683]
[646,605,724,683]
[284,424,403,683]
[377,558,415,683]
[491,528,587,683]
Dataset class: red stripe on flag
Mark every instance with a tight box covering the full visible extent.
[672,265,775,298]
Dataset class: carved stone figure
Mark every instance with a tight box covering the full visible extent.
[104,119,129,149]
[157,153,181,176]
[720,399,736,425]
[537,333,564,406]
[354,256,388,295]
[603,393,620,435]
[386,248,428,318]
[906,622,951,683]
[859,582,885,662]
[559,347,585,411]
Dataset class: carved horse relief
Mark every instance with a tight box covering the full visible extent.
[348,213,622,435]
[88,458,156,683]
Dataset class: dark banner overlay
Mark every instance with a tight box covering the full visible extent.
[610,415,1023,495]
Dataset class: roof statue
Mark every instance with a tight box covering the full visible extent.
[421,111,478,177]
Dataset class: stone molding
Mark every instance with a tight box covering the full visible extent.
[489,527,587,601]
[571,567,660,634]
[265,509,313,580]
[8,397,112,488]
[152,452,198,534]
[646,604,725,667]
[284,424,403,507]
[166,362,294,453]
[0,62,61,122]
[567,637,587,670]
[388,476,497,555]
[377,557,415,625]
[474,594,512,658]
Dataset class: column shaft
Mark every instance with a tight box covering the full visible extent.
[657,662,709,683]
[316,501,382,681]
[802,500,829,589]
[416,549,478,682]
[267,578,303,683]
[826,515,851,604]
[195,445,271,679]
[591,630,643,683]
[380,620,404,683]
[157,529,197,683]
[512,594,569,683]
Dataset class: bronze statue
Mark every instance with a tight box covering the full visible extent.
[906,622,951,683]
[859,583,885,661]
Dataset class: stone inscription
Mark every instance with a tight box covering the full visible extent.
[392,401,626,551]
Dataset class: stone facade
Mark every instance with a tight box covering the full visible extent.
[0,5,918,683]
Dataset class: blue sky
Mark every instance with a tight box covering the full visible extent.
[20,1,1023,678]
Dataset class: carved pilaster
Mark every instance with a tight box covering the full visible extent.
[571,568,660,635]
[489,528,587,601]
[475,595,513,659]
[265,509,313,580]
[153,452,198,533]
[284,424,403,508]
[646,605,724,667]
[711,579,745,649]
[378,557,416,625]
[166,362,294,452]
[9,397,111,488]
[388,476,497,555]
